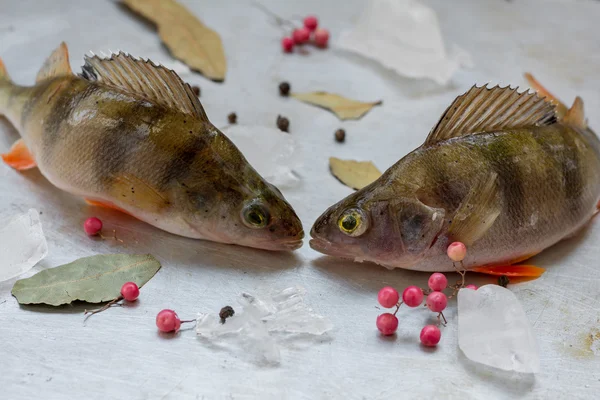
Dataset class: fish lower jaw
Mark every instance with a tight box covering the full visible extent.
[309,238,355,259]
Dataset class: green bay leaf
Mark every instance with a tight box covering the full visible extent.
[11,254,161,306]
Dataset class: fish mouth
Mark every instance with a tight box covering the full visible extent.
[309,237,348,258]
[248,230,305,252]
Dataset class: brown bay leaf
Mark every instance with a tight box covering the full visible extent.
[329,157,382,190]
[11,254,161,306]
[291,92,382,120]
[122,0,227,81]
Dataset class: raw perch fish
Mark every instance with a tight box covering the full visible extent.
[310,81,600,273]
[0,43,303,251]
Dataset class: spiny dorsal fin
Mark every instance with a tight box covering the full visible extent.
[524,73,568,118]
[424,85,557,146]
[80,52,209,121]
[36,42,72,83]
[563,96,587,129]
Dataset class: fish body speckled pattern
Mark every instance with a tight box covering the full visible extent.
[0,43,303,251]
[311,83,600,272]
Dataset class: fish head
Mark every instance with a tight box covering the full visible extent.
[310,187,445,267]
[173,133,304,251]
[232,183,305,251]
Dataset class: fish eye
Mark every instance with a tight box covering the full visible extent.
[241,202,270,229]
[338,208,369,237]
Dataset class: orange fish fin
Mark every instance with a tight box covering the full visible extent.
[1,139,37,170]
[84,198,133,217]
[471,265,545,277]
[524,73,568,118]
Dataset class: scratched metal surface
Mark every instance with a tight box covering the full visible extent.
[1,0,599,399]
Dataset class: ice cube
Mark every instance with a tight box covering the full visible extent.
[458,285,540,373]
[195,287,332,365]
[223,125,301,188]
[0,209,48,282]
[337,0,472,85]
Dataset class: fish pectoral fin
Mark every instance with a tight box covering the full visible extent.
[471,265,546,277]
[524,73,568,118]
[1,139,37,170]
[80,53,209,121]
[424,85,556,146]
[36,42,72,83]
[85,198,134,217]
[448,172,501,246]
[110,173,171,213]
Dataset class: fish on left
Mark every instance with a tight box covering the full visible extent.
[0,43,304,251]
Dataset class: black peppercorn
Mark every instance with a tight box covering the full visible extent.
[279,82,291,97]
[277,115,290,132]
[219,306,235,324]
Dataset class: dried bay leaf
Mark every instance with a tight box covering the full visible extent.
[291,92,381,120]
[11,254,161,306]
[122,0,227,81]
[329,157,382,190]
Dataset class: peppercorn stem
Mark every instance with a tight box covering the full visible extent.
[437,311,447,326]
[84,297,123,321]
[252,1,296,28]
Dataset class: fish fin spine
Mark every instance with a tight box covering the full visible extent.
[1,139,37,170]
[424,84,557,146]
[523,73,568,118]
[80,52,209,121]
[36,42,73,83]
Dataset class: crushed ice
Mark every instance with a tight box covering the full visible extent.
[223,125,301,188]
[0,209,48,282]
[458,285,540,374]
[195,287,332,365]
[337,0,472,85]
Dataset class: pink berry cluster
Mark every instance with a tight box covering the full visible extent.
[375,242,477,347]
[282,15,330,52]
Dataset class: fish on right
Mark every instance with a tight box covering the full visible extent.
[310,78,600,274]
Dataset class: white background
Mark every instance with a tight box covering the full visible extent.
[1,0,599,399]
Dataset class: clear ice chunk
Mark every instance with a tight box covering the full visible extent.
[458,285,540,374]
[0,209,48,282]
[195,287,332,365]
[337,0,472,85]
[223,125,301,188]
